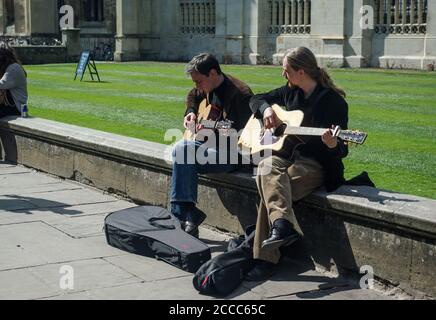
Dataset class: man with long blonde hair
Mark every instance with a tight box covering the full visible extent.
[245,47,349,281]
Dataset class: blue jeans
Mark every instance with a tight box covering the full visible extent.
[171,139,239,218]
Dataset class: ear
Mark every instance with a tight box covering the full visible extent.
[209,69,217,77]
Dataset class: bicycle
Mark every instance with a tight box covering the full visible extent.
[92,42,114,61]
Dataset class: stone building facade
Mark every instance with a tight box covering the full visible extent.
[0,0,435,69]
[0,0,116,55]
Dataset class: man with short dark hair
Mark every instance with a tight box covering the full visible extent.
[170,53,253,237]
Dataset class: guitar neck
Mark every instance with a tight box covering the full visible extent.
[284,126,327,137]
[283,126,367,145]
[200,119,217,129]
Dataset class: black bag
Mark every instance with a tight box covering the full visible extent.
[193,226,256,296]
[345,171,376,187]
[104,206,211,273]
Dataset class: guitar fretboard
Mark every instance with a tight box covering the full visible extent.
[283,126,367,145]
[284,126,329,137]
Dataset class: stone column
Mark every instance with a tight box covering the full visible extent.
[424,0,436,69]
[311,0,346,67]
[216,0,245,64]
[344,0,373,68]
[28,0,59,36]
[115,0,154,62]
[244,0,271,65]
[14,0,29,35]
[0,1,5,35]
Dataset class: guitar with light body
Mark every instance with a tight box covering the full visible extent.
[238,104,367,161]
[184,99,233,141]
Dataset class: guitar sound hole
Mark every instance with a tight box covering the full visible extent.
[274,123,287,137]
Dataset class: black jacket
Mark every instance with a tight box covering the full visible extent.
[185,74,253,133]
[250,84,349,192]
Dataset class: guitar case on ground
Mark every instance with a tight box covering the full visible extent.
[104,206,211,273]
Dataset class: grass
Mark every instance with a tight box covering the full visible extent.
[25,62,436,199]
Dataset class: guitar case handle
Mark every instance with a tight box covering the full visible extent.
[148,216,176,230]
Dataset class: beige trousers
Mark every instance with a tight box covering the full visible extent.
[253,152,325,264]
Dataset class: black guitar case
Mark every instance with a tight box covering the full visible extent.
[104,206,211,273]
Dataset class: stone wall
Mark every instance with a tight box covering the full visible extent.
[13,46,68,64]
[115,0,436,69]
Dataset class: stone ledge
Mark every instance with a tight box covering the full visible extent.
[1,116,435,236]
[0,116,435,297]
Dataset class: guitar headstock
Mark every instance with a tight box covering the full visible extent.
[339,130,368,145]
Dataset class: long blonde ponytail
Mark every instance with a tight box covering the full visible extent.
[285,47,346,98]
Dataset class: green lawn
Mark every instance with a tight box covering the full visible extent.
[25,62,436,199]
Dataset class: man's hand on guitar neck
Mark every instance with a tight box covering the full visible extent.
[184,112,197,129]
[322,125,339,149]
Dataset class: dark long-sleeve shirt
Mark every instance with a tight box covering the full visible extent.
[185,74,253,133]
[250,84,349,192]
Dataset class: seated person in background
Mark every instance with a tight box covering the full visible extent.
[245,47,349,281]
[171,53,253,237]
[0,43,28,118]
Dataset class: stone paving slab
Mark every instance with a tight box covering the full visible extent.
[0,189,116,214]
[0,201,137,225]
[0,222,124,272]
[17,188,117,209]
[0,195,37,211]
[48,214,110,239]
[0,166,31,175]
[0,182,82,197]
[273,287,395,300]
[0,170,61,187]
[242,263,349,299]
[0,258,140,300]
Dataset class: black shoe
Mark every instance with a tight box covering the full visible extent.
[261,220,300,250]
[244,260,277,282]
[185,207,207,226]
[182,207,206,237]
[184,221,199,238]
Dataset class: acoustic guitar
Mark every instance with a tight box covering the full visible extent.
[184,99,233,141]
[238,104,367,160]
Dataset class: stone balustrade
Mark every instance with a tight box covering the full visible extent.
[268,0,311,34]
[179,0,216,34]
[375,0,428,34]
